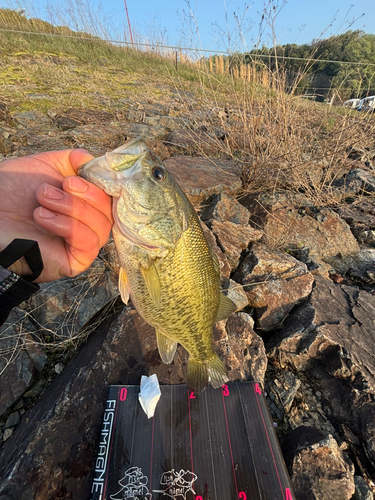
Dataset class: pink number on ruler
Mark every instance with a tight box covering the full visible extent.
[196,497,203,500]
[222,384,230,396]
[239,492,247,500]
[189,391,196,399]
[255,383,262,395]
[286,488,293,500]
[119,388,127,401]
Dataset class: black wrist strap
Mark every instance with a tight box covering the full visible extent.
[0,239,43,282]
[0,239,44,326]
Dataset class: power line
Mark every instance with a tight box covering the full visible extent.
[1,27,375,68]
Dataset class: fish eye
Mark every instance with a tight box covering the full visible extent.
[151,166,165,181]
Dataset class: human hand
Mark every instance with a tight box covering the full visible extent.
[0,149,113,283]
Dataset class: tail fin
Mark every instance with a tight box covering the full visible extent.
[187,353,229,393]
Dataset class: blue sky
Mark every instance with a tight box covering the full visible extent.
[4,0,375,53]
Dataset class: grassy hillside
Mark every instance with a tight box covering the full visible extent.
[0,8,374,205]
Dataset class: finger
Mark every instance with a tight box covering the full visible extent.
[33,207,101,276]
[62,176,113,224]
[35,184,112,248]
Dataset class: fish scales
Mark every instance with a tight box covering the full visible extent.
[79,137,236,392]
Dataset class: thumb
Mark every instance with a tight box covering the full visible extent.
[69,149,95,174]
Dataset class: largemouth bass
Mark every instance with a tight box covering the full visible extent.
[79,138,236,392]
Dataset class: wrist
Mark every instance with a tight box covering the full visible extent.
[6,256,32,277]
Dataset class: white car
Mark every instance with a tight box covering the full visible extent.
[343,99,361,109]
[357,96,375,112]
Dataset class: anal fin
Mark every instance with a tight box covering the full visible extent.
[156,329,177,364]
[216,292,237,322]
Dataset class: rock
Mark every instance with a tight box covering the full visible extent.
[304,159,325,185]
[267,371,301,414]
[15,134,68,155]
[241,191,360,278]
[0,309,38,416]
[332,168,375,197]
[141,123,169,140]
[62,108,114,125]
[46,109,57,119]
[347,248,375,287]
[122,122,159,141]
[265,367,339,436]
[0,102,11,123]
[268,276,375,471]
[357,403,375,466]
[28,259,119,342]
[213,312,267,384]
[354,476,374,500]
[67,124,126,152]
[53,116,81,130]
[157,116,190,130]
[0,135,15,155]
[164,128,223,153]
[222,279,249,312]
[1,104,374,493]
[3,428,13,442]
[347,146,375,162]
[201,222,231,283]
[233,243,314,331]
[346,169,375,194]
[336,199,375,241]
[211,220,263,269]
[268,276,375,386]
[4,411,20,429]
[164,156,241,203]
[24,336,47,372]
[357,230,375,245]
[13,111,51,130]
[281,426,355,500]
[0,308,148,500]
[13,399,24,411]
[210,192,251,225]
[23,378,46,399]
[54,363,65,375]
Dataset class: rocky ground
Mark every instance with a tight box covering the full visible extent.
[0,93,375,500]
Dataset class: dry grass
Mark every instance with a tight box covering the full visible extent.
[167,56,375,207]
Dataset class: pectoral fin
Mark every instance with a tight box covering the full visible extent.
[118,267,130,304]
[156,329,177,364]
[216,292,237,322]
[140,262,161,308]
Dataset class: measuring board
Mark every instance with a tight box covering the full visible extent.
[91,382,294,500]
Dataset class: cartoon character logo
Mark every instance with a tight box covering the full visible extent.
[110,466,152,500]
[153,469,197,499]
